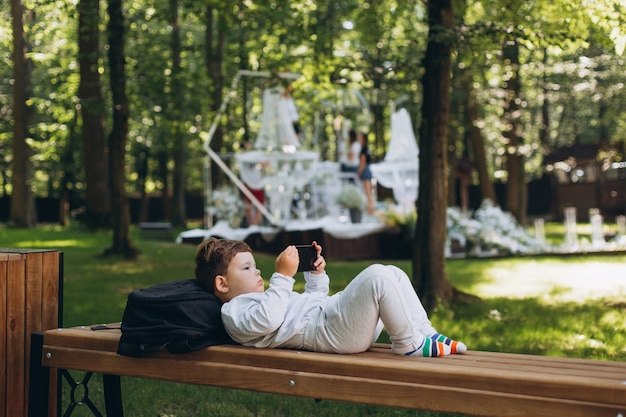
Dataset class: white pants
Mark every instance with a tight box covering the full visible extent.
[305,264,437,355]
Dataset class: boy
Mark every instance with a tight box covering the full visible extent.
[195,238,466,357]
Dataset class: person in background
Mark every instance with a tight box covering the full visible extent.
[280,84,301,141]
[357,131,375,215]
[341,129,361,175]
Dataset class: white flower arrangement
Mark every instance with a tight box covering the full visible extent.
[207,187,246,227]
[446,199,547,256]
[335,185,366,210]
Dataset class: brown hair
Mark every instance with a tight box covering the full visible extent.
[348,129,358,144]
[194,238,252,294]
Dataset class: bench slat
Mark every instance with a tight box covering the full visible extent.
[42,343,623,417]
[369,345,626,378]
[40,326,626,417]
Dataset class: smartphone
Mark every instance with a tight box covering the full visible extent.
[295,245,318,272]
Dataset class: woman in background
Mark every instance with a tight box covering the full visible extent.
[357,131,374,215]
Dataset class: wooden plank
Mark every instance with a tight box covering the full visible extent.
[44,327,122,351]
[365,350,626,382]
[41,251,60,330]
[369,345,626,378]
[24,252,43,417]
[40,344,624,417]
[41,327,626,409]
[1,250,60,417]
[156,346,626,407]
[1,252,26,417]
[1,255,9,417]
[0,252,28,261]
[41,251,60,417]
[6,256,26,417]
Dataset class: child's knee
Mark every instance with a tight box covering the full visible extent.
[364,263,387,275]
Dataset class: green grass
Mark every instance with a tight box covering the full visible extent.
[2,224,625,416]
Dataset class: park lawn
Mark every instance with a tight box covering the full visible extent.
[2,225,625,416]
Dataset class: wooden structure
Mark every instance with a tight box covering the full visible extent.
[180,228,411,261]
[138,222,173,240]
[30,325,626,417]
[544,143,626,221]
[1,249,61,417]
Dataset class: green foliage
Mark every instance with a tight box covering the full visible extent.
[2,0,626,212]
[454,0,626,179]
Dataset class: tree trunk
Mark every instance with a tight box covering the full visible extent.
[170,0,186,227]
[447,142,458,207]
[135,144,149,223]
[238,13,250,145]
[78,0,111,229]
[502,38,527,225]
[412,0,455,312]
[10,0,36,228]
[58,108,80,226]
[104,0,138,259]
[461,67,496,205]
[539,48,550,147]
[157,148,171,221]
[205,6,226,190]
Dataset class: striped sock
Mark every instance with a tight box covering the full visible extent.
[430,333,467,353]
[405,338,451,357]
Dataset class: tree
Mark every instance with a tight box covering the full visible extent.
[203,4,227,191]
[2,0,626,231]
[412,0,455,311]
[58,108,80,225]
[458,0,624,221]
[448,0,496,209]
[168,0,186,228]
[501,36,526,225]
[9,0,36,227]
[78,0,111,229]
[104,0,138,259]
[461,66,496,205]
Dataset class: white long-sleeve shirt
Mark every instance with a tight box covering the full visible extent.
[346,141,362,168]
[220,271,331,349]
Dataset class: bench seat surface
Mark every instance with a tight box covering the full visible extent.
[41,326,626,417]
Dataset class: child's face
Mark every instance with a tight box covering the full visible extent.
[221,251,264,301]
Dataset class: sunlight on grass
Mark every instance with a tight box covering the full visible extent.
[472,259,626,302]
[9,239,88,248]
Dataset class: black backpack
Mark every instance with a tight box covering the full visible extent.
[117,278,237,357]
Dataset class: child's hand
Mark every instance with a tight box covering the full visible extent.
[310,241,326,274]
[275,245,299,277]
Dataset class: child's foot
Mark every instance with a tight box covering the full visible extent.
[430,333,467,353]
[405,338,451,357]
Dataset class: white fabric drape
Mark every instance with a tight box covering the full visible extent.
[254,87,300,152]
[370,108,420,210]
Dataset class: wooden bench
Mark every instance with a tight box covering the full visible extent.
[28,325,626,417]
[138,222,173,240]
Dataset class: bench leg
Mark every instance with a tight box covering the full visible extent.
[54,371,124,417]
[61,370,105,416]
[29,333,50,417]
[28,333,124,417]
[103,374,124,417]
